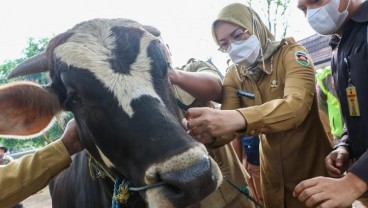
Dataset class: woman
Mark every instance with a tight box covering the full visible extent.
[184,3,332,207]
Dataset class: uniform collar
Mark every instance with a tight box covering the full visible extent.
[351,1,368,23]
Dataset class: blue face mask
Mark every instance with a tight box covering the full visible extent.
[227,35,261,68]
[307,0,350,35]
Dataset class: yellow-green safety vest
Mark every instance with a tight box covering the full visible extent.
[316,67,343,137]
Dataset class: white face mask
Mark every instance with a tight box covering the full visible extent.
[227,35,261,68]
[307,0,350,35]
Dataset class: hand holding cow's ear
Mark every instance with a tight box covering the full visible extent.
[60,119,84,155]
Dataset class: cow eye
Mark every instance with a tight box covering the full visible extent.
[64,92,84,110]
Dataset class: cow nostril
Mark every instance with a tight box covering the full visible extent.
[165,184,183,195]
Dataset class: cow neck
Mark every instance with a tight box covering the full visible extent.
[86,150,166,206]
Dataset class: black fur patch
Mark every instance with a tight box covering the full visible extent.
[109,26,144,74]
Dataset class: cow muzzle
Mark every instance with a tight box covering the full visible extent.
[144,145,222,208]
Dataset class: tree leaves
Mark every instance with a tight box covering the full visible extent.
[245,0,292,39]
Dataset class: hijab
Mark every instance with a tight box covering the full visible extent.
[212,3,280,80]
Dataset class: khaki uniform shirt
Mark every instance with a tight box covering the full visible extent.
[220,40,332,208]
[0,140,71,208]
[173,60,253,208]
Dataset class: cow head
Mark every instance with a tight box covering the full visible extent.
[0,18,222,207]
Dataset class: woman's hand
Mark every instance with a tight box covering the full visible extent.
[183,107,246,142]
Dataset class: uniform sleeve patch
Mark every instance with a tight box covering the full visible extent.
[295,51,310,66]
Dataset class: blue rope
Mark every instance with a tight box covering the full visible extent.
[112,179,121,208]
[129,181,166,192]
[224,178,268,208]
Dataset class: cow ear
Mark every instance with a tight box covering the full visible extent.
[0,81,62,138]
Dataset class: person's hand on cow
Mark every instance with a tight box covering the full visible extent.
[325,146,350,178]
[167,66,180,85]
[183,107,246,144]
[60,118,84,156]
[293,173,368,208]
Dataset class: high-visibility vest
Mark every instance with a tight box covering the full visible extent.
[316,67,343,138]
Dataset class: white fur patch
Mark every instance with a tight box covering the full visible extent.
[54,19,162,117]
[97,146,115,168]
[146,188,174,208]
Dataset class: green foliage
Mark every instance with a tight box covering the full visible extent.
[22,37,49,59]
[0,137,47,153]
[0,36,70,153]
[0,37,50,85]
[0,59,18,84]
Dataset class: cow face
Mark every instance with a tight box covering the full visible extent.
[0,18,222,207]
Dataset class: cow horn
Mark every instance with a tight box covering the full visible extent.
[7,52,48,79]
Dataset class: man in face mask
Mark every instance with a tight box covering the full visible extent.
[294,0,368,207]
[183,3,333,208]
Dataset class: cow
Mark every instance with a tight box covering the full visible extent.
[0,18,222,207]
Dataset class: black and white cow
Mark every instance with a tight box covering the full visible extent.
[0,18,222,207]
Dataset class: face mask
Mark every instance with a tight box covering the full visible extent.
[307,0,350,35]
[227,35,261,68]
